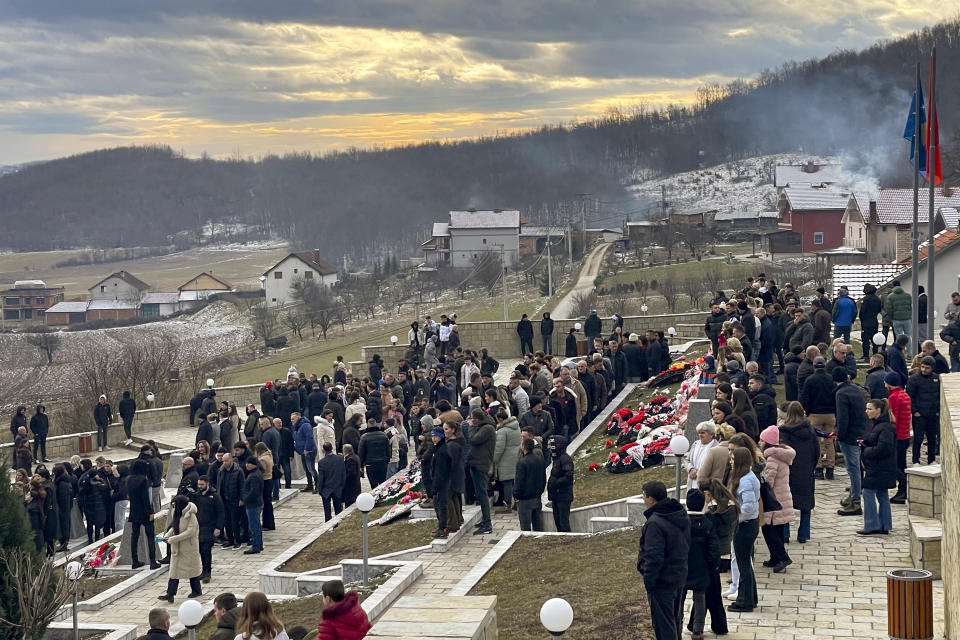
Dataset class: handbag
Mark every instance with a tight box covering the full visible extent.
[759,477,781,511]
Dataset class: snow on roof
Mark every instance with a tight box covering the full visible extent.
[89,270,151,291]
[448,210,520,229]
[774,163,843,188]
[873,187,960,224]
[783,187,851,211]
[519,226,561,237]
[759,211,779,218]
[432,222,450,237]
[178,271,233,291]
[715,211,758,221]
[586,228,621,234]
[940,206,960,229]
[673,207,717,216]
[264,251,337,276]
[141,292,181,304]
[625,220,656,226]
[831,264,905,298]
[87,299,140,310]
[45,301,88,313]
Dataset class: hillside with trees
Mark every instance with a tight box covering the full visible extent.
[1,18,959,261]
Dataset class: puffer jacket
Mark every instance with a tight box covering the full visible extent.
[778,421,818,511]
[467,416,497,472]
[885,286,912,322]
[493,418,521,481]
[906,371,940,417]
[315,591,371,640]
[832,294,857,327]
[861,417,897,491]
[887,387,912,440]
[685,511,721,592]
[761,445,796,526]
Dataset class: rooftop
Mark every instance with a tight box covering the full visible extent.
[87,299,140,310]
[774,162,843,188]
[177,271,233,291]
[783,187,851,211]
[264,251,338,276]
[141,292,181,305]
[45,301,89,313]
[901,229,960,266]
[90,270,151,292]
[519,225,562,237]
[715,211,758,221]
[448,209,520,229]
[432,222,450,237]
[831,263,906,300]
[873,187,960,224]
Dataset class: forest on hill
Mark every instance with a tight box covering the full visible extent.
[2,18,960,260]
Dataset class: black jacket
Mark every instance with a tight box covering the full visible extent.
[241,467,264,508]
[565,333,578,357]
[178,468,199,498]
[260,387,277,416]
[467,418,497,472]
[859,292,882,330]
[685,512,720,591]
[200,395,217,420]
[516,318,534,340]
[826,353,858,380]
[279,426,295,458]
[430,439,454,496]
[541,317,554,336]
[29,413,49,437]
[358,426,391,466]
[622,342,646,379]
[192,488,225,542]
[887,345,909,386]
[787,319,815,352]
[275,393,299,427]
[217,464,244,505]
[317,453,346,499]
[637,498,690,591]
[244,411,261,439]
[306,389,328,422]
[127,470,153,524]
[835,381,867,444]
[704,310,726,341]
[119,397,137,421]
[445,437,466,494]
[861,418,897,491]
[748,385,777,432]
[584,314,602,337]
[196,420,215,447]
[799,370,835,414]
[547,437,574,503]
[611,350,628,386]
[646,339,667,375]
[342,425,361,454]
[480,355,499,377]
[865,367,889,399]
[93,402,112,427]
[514,452,546,500]
[778,420,819,511]
[136,629,174,640]
[784,354,801,402]
[906,371,941,417]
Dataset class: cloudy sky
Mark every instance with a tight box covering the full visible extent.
[0,1,951,164]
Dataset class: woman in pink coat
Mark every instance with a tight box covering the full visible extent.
[758,425,795,573]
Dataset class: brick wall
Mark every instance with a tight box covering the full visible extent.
[939,373,960,636]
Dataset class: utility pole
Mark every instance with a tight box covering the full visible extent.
[500,244,508,321]
[911,63,921,355]
[577,193,591,255]
[927,47,937,335]
[566,222,573,268]
[546,231,553,298]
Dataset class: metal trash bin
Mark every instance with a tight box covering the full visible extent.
[78,433,93,454]
[576,339,589,356]
[887,568,933,640]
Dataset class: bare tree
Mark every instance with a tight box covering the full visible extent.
[472,252,503,295]
[658,278,683,313]
[683,277,708,309]
[683,226,711,256]
[307,292,338,340]
[569,290,598,319]
[702,265,724,297]
[604,285,633,317]
[283,309,308,341]
[652,221,680,261]
[25,327,60,365]
[249,304,279,349]
[0,548,72,640]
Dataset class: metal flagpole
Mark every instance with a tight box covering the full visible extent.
[911,63,921,356]
[927,48,937,336]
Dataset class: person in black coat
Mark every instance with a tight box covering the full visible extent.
[429,430,453,536]
[547,435,574,532]
[79,466,108,542]
[358,424,391,489]
[514,438,546,531]
[240,458,264,554]
[93,396,112,452]
[199,390,217,422]
[565,328,578,358]
[306,385,328,424]
[746,376,777,432]
[189,391,206,425]
[217,453,245,548]
[192,476,224,580]
[906,357,941,465]
[29,405,50,462]
[278,423,296,490]
[887,335,910,386]
[864,355,889,399]
[10,405,27,439]
[127,460,159,568]
[859,284,883,360]
[682,489,723,639]
[516,314,534,355]
[442,422,466,533]
[275,388,298,428]
[119,391,137,444]
[637,480,691,640]
[540,312,555,354]
[777,405,819,543]
[316,443,346,521]
[341,444,362,508]
[859,399,898,535]
[609,341,628,394]
[259,384,277,418]
[196,415,215,448]
[549,383,578,441]
[53,464,75,551]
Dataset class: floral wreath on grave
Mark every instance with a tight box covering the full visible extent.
[83,542,118,570]
[372,459,423,506]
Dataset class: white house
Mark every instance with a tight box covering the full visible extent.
[140,292,182,318]
[262,250,339,306]
[178,271,234,305]
[423,209,521,268]
[88,271,150,302]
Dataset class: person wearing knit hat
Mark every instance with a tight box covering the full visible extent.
[813,356,826,368]
[758,425,795,573]
[431,428,444,439]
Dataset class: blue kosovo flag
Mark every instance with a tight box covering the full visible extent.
[903,87,927,172]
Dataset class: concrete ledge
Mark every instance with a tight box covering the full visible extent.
[43,622,138,640]
[910,514,942,579]
[367,595,498,639]
[589,515,630,533]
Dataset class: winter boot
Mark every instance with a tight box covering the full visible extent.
[891,488,907,505]
[841,488,852,508]
[838,501,862,516]
[814,468,825,480]
[825,468,835,480]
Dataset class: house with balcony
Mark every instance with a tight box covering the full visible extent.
[0,281,65,324]
[422,209,521,268]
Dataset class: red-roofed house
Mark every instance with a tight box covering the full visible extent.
[263,250,339,306]
[868,187,960,263]
[882,229,960,321]
[778,187,859,252]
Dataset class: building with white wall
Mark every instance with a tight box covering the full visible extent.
[423,209,521,268]
[262,250,339,306]
[88,271,150,302]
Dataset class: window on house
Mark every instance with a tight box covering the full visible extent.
[3,297,19,306]
[101,286,106,293]
[3,310,18,320]
[23,297,30,304]
[859,228,863,239]
[23,309,32,319]
[813,232,824,245]
[35,297,44,304]
[274,272,283,279]
[482,238,487,244]
[304,271,313,279]
[271,298,277,302]
[293,268,298,274]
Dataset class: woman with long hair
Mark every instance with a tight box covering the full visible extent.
[727,447,760,612]
[777,401,818,543]
[234,592,289,640]
[712,401,746,442]
[757,426,795,573]
[253,442,276,530]
[860,398,898,535]
[25,479,46,553]
[159,495,202,602]
[730,389,759,440]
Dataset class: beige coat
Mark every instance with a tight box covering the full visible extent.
[762,445,796,526]
[164,502,201,580]
[697,444,730,489]
[258,451,274,481]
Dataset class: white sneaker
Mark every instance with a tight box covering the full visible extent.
[726,591,739,601]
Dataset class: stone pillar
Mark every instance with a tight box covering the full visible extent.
[117,520,159,566]
[686,399,712,442]
[165,452,185,489]
[696,384,715,400]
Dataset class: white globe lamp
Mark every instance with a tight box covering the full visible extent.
[357,491,377,587]
[146,392,155,404]
[390,335,398,345]
[356,492,376,513]
[573,322,582,331]
[872,332,886,346]
[641,303,648,313]
[667,327,677,337]
[540,598,574,637]
[206,378,215,388]
[670,434,690,456]
[65,561,83,581]
[178,600,204,628]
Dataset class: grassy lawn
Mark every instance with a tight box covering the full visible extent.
[469,528,653,639]
[455,300,541,323]
[573,382,685,507]
[601,259,760,290]
[74,573,129,601]
[280,506,436,573]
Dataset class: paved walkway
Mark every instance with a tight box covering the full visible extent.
[551,241,610,318]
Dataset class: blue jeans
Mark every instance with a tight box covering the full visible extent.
[833,325,852,342]
[782,508,811,542]
[300,451,318,488]
[839,442,862,503]
[470,466,492,527]
[863,488,892,532]
[387,461,398,479]
[892,320,911,347]
[245,505,263,551]
[272,477,280,500]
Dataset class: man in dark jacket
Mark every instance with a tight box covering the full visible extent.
[907,356,941,465]
[887,334,910,385]
[920,340,950,375]
[864,354,889,399]
[547,435,574,532]
[136,609,173,640]
[787,308,816,353]
[192,476,224,581]
[200,390,218,421]
[834,367,867,516]
[467,409,496,535]
[316,442,346,521]
[747,375,777,431]
[859,284,883,361]
[940,315,960,372]
[584,310,602,343]
[825,342,858,380]
[783,347,803,402]
[196,414,216,447]
[810,300,833,345]
[540,312,555,354]
[210,593,241,640]
[217,453,244,548]
[127,460,160,569]
[637,480,690,640]
[177,457,200,498]
[306,384,328,424]
[516,314,534,355]
[275,388,298,427]
[189,391,206,426]
[646,330,667,376]
[609,340,628,395]
[240,457,264,554]
[429,429,453,537]
[93,394,112,452]
[358,423,391,489]
[118,391,137,445]
[324,389,346,449]
[514,438,546,531]
[757,309,776,384]
[704,303,727,355]
[278,421,295,491]
[479,348,499,377]
[800,357,837,480]
[259,383,277,418]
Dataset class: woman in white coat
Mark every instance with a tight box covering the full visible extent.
[685,421,719,489]
[158,495,202,602]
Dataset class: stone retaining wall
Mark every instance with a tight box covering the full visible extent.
[939,373,960,636]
